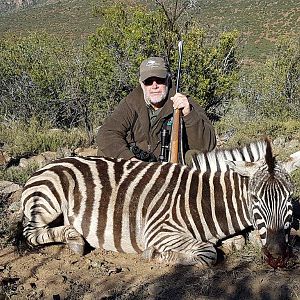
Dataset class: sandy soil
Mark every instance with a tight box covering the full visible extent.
[1,239,300,300]
[1,190,300,300]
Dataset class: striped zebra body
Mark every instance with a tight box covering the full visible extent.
[21,139,300,268]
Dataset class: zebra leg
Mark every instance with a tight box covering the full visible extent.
[146,232,217,268]
[23,217,85,255]
[157,243,217,268]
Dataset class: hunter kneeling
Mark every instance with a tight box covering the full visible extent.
[96,57,216,163]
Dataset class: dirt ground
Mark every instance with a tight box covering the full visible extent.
[1,191,300,300]
[1,238,300,300]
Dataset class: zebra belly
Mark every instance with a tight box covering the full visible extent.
[71,215,144,254]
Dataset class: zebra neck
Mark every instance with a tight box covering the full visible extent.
[186,170,252,240]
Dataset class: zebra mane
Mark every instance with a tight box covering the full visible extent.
[265,138,276,174]
[187,138,268,172]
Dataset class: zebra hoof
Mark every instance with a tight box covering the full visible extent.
[68,242,85,255]
[142,247,157,260]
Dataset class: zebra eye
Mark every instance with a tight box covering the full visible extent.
[284,222,290,230]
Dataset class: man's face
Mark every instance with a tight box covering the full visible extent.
[140,77,168,108]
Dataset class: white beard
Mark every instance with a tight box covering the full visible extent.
[141,85,169,107]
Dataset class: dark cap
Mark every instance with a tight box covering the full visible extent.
[139,57,169,82]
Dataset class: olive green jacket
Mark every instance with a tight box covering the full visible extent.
[96,84,216,160]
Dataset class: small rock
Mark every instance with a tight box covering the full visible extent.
[273,137,286,147]
[248,230,262,247]
[108,267,122,276]
[221,235,246,254]
[41,151,57,162]
[30,282,37,289]
[57,147,73,158]
[0,181,21,195]
[74,147,98,157]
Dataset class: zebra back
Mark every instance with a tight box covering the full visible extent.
[186,139,268,172]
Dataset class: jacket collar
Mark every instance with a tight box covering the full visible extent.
[127,82,176,140]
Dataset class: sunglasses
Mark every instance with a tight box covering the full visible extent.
[143,77,166,86]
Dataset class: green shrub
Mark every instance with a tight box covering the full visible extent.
[236,38,300,121]
[0,3,240,144]
[0,163,39,185]
[84,4,240,122]
[0,33,73,124]
[0,118,89,157]
[216,117,300,147]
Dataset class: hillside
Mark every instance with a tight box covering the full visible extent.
[0,0,299,60]
[0,0,101,45]
[197,0,300,60]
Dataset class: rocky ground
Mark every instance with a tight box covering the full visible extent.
[1,238,300,299]
[1,141,300,299]
[1,182,300,300]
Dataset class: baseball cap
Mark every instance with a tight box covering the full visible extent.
[139,57,169,82]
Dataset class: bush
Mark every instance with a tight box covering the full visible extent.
[0,33,74,125]
[84,4,240,122]
[0,3,240,149]
[0,163,39,185]
[216,114,300,148]
[236,38,300,121]
[0,118,89,158]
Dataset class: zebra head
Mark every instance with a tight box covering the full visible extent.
[227,140,300,268]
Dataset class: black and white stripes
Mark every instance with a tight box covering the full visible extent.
[21,139,300,268]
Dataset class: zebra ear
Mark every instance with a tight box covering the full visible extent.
[283,151,300,174]
[225,160,262,177]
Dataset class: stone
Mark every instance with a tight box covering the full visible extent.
[19,155,46,168]
[56,147,73,158]
[220,235,246,255]
[41,151,57,162]
[248,230,262,247]
[0,151,11,167]
[273,137,286,147]
[74,147,98,157]
[0,181,21,195]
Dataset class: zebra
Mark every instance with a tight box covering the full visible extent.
[185,139,269,251]
[185,139,268,172]
[186,139,300,266]
[20,139,300,268]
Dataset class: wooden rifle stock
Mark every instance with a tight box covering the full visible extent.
[170,108,181,163]
[169,40,183,164]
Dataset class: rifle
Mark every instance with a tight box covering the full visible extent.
[169,40,183,163]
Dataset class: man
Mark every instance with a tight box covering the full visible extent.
[97,57,216,162]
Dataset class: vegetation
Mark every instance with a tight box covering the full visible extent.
[0,162,40,185]
[84,4,239,122]
[0,0,299,167]
[0,118,89,157]
[0,0,299,61]
[217,37,300,144]
[1,2,240,159]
